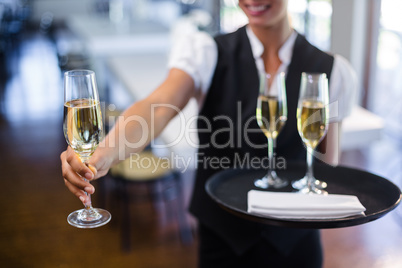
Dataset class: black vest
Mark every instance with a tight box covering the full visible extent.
[190,26,334,255]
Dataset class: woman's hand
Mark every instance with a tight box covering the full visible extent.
[60,146,112,205]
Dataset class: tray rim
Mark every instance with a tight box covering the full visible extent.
[205,164,402,229]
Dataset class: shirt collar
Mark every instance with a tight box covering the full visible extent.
[246,26,297,66]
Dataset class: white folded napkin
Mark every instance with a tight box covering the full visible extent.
[247,190,366,219]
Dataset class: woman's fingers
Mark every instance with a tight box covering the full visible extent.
[61,149,95,195]
[87,147,112,179]
[65,147,95,181]
[64,178,90,205]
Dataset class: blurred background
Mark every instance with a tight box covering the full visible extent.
[0,0,401,267]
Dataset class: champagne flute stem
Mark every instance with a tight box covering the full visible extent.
[306,146,314,190]
[83,179,93,209]
[267,137,274,177]
[79,155,94,209]
[74,154,102,223]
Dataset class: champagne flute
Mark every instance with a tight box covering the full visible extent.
[294,72,329,194]
[63,69,111,228]
[254,72,288,189]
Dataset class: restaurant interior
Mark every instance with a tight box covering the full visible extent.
[0,0,402,267]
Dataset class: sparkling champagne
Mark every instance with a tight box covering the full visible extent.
[63,98,102,159]
[256,96,287,139]
[297,99,328,149]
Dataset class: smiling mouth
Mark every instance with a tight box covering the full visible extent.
[246,4,271,13]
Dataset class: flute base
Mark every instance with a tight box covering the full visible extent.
[254,173,288,189]
[292,177,327,190]
[67,208,111,228]
[298,186,328,195]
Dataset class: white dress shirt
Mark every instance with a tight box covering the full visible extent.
[167,27,357,122]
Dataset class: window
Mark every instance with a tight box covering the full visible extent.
[288,0,332,51]
[369,0,402,136]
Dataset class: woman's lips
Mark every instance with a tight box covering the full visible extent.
[246,4,271,16]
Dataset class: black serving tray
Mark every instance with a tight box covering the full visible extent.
[205,162,401,229]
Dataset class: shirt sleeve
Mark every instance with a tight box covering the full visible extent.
[328,54,358,122]
[167,31,218,94]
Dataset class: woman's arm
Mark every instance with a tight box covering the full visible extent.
[61,68,195,204]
